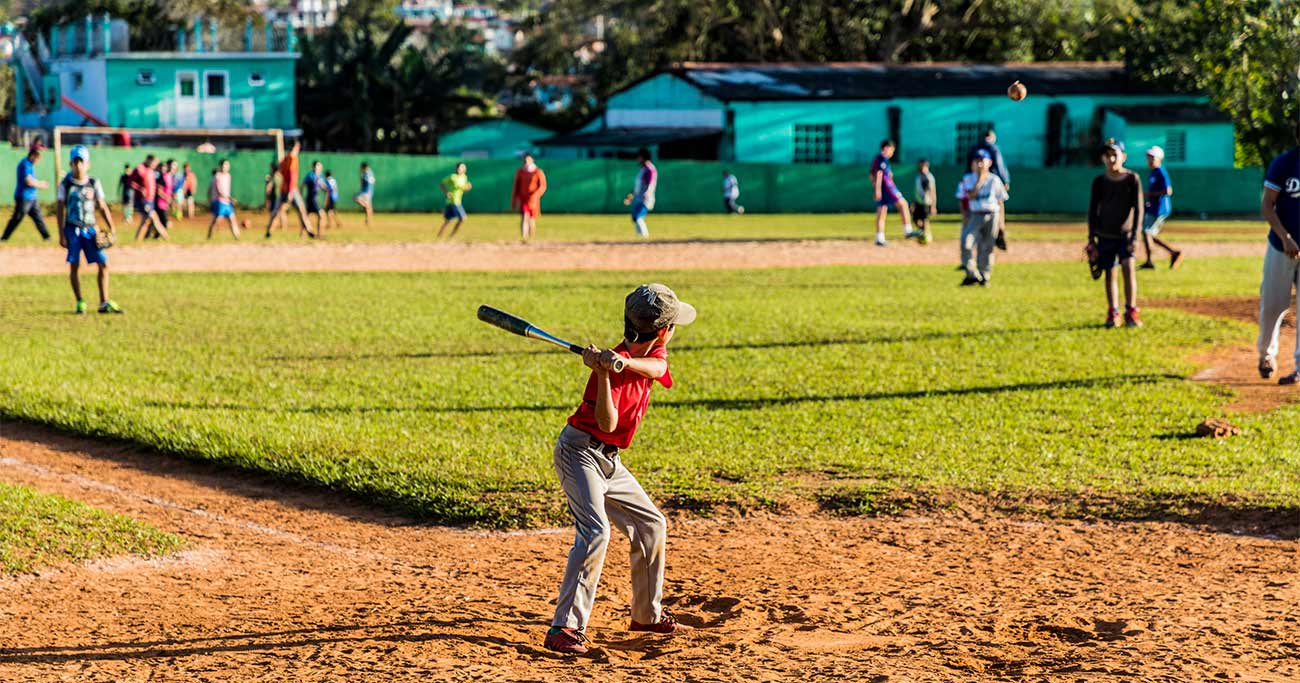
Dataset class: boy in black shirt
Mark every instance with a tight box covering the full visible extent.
[1086,139,1144,328]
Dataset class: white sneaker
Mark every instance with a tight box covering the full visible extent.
[875,235,888,246]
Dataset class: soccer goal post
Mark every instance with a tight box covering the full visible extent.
[50,125,285,184]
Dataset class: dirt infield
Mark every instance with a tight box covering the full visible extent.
[0,424,1296,682]
[0,237,1266,275]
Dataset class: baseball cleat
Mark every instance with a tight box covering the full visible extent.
[875,235,888,247]
[543,627,589,654]
[1104,307,1121,329]
[960,275,981,287]
[1259,358,1275,379]
[75,300,87,315]
[1124,306,1142,328]
[98,300,123,314]
[1279,371,1299,386]
[1139,261,1156,270]
[1170,251,1184,270]
[630,612,683,634]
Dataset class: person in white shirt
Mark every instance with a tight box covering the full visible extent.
[206,158,242,240]
[722,170,744,214]
[959,149,1009,286]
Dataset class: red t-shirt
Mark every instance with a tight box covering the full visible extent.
[279,155,299,192]
[129,164,156,200]
[567,343,672,449]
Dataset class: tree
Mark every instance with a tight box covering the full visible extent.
[26,0,253,51]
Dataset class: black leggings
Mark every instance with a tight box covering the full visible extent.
[1,199,49,240]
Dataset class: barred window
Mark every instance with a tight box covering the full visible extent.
[955,121,994,164]
[1164,129,1187,162]
[793,124,833,164]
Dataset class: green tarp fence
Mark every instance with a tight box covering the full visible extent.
[0,145,1267,215]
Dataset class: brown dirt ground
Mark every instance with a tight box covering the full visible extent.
[0,424,1297,683]
[1150,296,1298,413]
[0,238,1266,275]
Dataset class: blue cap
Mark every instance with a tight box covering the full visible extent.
[973,149,992,160]
[1103,138,1125,154]
[69,145,89,163]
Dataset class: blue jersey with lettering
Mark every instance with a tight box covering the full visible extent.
[1264,148,1300,252]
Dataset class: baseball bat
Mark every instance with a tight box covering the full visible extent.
[476,305,626,372]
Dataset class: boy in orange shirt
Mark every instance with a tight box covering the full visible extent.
[511,153,546,241]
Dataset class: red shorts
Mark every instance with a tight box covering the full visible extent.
[520,203,540,218]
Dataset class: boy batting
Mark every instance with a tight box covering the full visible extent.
[544,284,695,655]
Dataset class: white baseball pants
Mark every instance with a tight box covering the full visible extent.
[1257,243,1300,368]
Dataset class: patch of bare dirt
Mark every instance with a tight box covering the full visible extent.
[1151,296,1298,413]
[0,238,1266,275]
[0,423,1296,682]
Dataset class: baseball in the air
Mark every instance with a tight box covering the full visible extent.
[1007,80,1028,101]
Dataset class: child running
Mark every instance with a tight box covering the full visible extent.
[354,162,375,227]
[870,139,915,246]
[304,161,327,237]
[543,283,696,655]
[437,162,471,238]
[265,140,315,239]
[512,153,546,241]
[130,155,168,240]
[628,148,657,239]
[206,159,241,240]
[958,149,1009,286]
[57,145,121,314]
[1139,146,1183,270]
[264,161,279,216]
[1085,139,1144,328]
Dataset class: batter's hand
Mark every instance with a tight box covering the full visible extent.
[598,349,620,371]
[582,345,604,372]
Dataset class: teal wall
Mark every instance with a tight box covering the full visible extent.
[607,74,724,112]
[1102,114,1235,168]
[729,94,1210,167]
[438,120,551,159]
[0,145,1267,215]
[103,55,297,129]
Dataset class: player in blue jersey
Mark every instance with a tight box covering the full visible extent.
[1257,119,1300,383]
[870,140,914,246]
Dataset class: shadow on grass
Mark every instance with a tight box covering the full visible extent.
[142,372,1183,415]
[268,322,1099,363]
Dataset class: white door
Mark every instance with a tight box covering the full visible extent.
[174,71,199,127]
[202,71,229,128]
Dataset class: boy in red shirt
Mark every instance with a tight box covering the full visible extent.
[544,284,697,655]
[511,153,546,241]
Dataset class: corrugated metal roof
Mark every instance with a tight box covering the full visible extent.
[663,62,1162,101]
[535,127,722,147]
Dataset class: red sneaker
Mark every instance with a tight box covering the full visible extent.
[630,612,683,634]
[543,627,589,654]
[1124,306,1143,328]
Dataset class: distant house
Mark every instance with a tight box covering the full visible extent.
[1101,105,1234,168]
[438,119,551,159]
[14,15,300,134]
[538,62,1234,168]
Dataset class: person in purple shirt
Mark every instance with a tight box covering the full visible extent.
[2,138,50,240]
[871,140,914,246]
[1256,119,1300,383]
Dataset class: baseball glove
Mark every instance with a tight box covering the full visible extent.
[995,228,1008,251]
[622,192,635,206]
[1084,242,1103,280]
[94,229,115,250]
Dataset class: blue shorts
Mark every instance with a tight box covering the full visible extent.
[133,197,154,214]
[444,204,467,220]
[876,186,904,209]
[65,226,107,265]
[630,201,650,221]
[212,200,234,218]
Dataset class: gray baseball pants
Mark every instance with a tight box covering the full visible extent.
[1257,243,1300,368]
[551,425,667,631]
[962,211,1000,281]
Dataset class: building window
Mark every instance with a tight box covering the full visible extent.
[206,72,227,98]
[1165,129,1187,162]
[136,69,156,85]
[954,121,994,164]
[249,71,266,87]
[71,72,84,90]
[793,123,833,164]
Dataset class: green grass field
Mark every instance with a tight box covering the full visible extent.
[1,258,1296,527]
[0,481,183,573]
[0,210,1267,246]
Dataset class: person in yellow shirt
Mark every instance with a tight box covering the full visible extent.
[437,162,472,239]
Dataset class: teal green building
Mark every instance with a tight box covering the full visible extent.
[13,15,299,133]
[438,119,551,159]
[539,62,1235,168]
